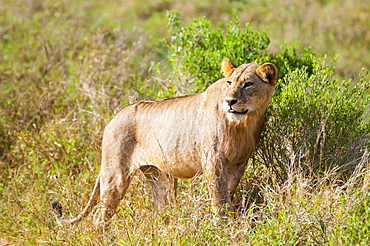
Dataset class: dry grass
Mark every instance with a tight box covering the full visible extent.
[0,0,369,244]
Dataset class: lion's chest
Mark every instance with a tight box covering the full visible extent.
[222,122,258,164]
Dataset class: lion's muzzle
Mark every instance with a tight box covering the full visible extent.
[224,98,248,114]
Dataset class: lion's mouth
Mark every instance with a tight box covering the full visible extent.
[228,109,249,114]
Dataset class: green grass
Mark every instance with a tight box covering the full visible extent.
[0,0,369,245]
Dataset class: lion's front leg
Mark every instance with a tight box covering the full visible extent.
[226,162,248,200]
[202,152,233,217]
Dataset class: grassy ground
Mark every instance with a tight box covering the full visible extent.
[0,0,369,245]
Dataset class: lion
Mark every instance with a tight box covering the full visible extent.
[51,58,277,225]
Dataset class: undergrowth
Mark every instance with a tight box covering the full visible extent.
[0,0,369,245]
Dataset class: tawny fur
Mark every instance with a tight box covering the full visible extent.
[52,58,278,225]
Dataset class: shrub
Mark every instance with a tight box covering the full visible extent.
[259,58,370,180]
[166,11,314,95]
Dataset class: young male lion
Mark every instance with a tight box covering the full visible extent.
[52,58,277,225]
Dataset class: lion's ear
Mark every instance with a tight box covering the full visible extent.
[256,63,278,86]
[221,58,236,78]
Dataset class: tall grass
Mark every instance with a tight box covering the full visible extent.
[0,0,369,245]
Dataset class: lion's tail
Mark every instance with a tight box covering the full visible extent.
[51,173,101,225]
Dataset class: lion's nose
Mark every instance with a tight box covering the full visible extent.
[225,98,238,106]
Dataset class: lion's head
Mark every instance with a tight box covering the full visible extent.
[221,58,278,122]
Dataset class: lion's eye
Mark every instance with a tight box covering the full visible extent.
[227,80,232,86]
[243,82,254,88]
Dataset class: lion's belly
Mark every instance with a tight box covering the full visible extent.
[131,144,203,179]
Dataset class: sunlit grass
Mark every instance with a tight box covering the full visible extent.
[0,0,369,245]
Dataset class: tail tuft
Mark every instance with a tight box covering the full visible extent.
[51,200,63,218]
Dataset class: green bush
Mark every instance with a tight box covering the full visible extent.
[165,12,370,181]
[260,58,370,179]
[166,11,267,92]
[166,11,314,94]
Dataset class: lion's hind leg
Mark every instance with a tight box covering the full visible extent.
[93,165,136,226]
